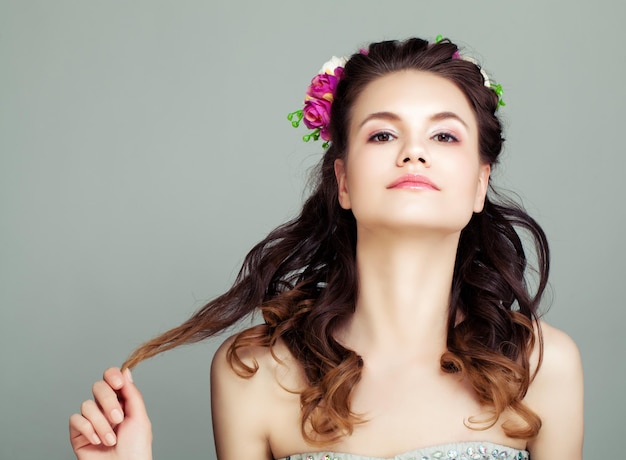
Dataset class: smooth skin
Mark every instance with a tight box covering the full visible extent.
[70,71,583,460]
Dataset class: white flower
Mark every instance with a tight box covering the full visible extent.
[318,56,348,75]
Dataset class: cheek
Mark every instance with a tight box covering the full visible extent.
[444,160,484,205]
[341,163,380,214]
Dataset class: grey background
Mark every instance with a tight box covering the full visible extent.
[1,1,624,459]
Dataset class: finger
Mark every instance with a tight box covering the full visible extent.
[118,368,150,422]
[69,413,102,449]
[103,367,125,390]
[92,379,124,425]
[80,399,117,446]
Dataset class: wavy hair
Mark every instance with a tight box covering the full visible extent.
[123,37,549,443]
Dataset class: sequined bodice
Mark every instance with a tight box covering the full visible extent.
[279,441,529,460]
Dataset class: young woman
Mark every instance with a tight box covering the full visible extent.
[69,37,584,460]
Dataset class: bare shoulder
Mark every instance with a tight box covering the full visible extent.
[211,333,274,382]
[525,320,584,459]
[211,333,305,391]
[210,333,305,460]
[529,320,583,387]
[211,334,276,459]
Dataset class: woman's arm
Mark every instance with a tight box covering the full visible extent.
[526,322,584,459]
[211,337,274,460]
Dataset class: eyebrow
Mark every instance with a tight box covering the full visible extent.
[430,111,469,128]
[357,111,469,129]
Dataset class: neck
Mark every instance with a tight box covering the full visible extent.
[340,227,461,362]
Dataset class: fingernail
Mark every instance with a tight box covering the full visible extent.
[91,434,101,445]
[111,409,123,424]
[105,433,116,446]
[124,367,133,383]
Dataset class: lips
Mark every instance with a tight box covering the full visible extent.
[386,174,440,190]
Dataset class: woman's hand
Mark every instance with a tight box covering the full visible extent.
[69,367,153,460]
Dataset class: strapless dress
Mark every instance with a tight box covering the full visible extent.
[278,441,529,460]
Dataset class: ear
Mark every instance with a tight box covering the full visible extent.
[473,163,491,213]
[334,159,351,210]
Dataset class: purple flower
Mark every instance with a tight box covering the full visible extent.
[306,72,340,101]
[302,98,331,130]
[288,56,347,148]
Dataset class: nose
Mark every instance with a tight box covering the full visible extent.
[397,140,430,167]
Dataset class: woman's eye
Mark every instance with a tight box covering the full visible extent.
[368,131,395,143]
[433,132,458,143]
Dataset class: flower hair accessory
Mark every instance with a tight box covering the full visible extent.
[287,56,347,149]
[436,34,505,108]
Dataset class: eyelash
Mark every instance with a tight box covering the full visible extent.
[368,131,396,143]
[432,132,459,143]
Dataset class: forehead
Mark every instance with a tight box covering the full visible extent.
[349,70,477,130]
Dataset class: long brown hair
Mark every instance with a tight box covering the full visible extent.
[123,37,548,442]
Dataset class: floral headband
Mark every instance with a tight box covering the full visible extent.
[287,36,504,149]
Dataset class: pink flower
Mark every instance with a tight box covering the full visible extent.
[306,73,340,102]
[302,98,331,130]
[288,56,347,147]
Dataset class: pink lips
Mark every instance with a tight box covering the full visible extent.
[387,174,440,190]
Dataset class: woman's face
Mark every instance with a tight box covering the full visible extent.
[334,70,490,237]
